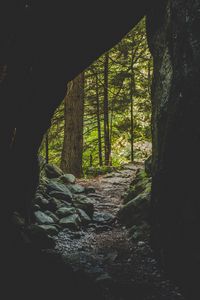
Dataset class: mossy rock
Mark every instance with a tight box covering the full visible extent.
[124,167,152,205]
[118,191,150,227]
[73,195,95,218]
[56,206,77,218]
[59,214,81,230]
[123,186,137,204]
[59,174,76,184]
[45,164,63,179]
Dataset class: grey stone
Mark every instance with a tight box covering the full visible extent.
[49,198,66,210]
[49,191,72,203]
[73,195,95,218]
[47,181,72,196]
[93,211,115,224]
[78,209,91,224]
[47,182,73,204]
[60,174,76,184]
[118,192,150,227]
[67,183,85,194]
[35,195,50,209]
[59,214,81,230]
[45,163,63,179]
[34,211,54,225]
[56,206,77,218]
[44,211,59,223]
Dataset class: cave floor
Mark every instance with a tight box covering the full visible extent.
[54,164,184,300]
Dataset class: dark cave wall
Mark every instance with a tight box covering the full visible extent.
[147,0,200,295]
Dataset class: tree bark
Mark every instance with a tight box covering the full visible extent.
[130,46,135,163]
[60,73,84,177]
[95,73,103,166]
[103,53,111,166]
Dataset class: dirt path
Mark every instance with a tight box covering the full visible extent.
[55,164,184,300]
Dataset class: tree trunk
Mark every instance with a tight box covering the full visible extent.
[130,77,134,163]
[95,73,103,166]
[147,1,200,297]
[103,53,110,166]
[60,73,84,177]
[130,49,135,163]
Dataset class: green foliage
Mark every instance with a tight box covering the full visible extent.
[83,18,152,169]
[40,18,152,175]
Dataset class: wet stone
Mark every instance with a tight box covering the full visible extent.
[56,207,77,218]
[67,183,85,194]
[92,211,116,225]
[60,174,76,184]
[59,214,81,230]
[34,211,54,225]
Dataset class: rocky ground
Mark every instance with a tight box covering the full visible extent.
[37,163,184,300]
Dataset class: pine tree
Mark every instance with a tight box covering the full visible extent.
[60,73,84,177]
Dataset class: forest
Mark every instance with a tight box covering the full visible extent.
[1,1,200,300]
[40,19,152,176]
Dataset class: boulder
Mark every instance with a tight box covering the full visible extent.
[47,181,73,203]
[56,207,77,218]
[78,209,91,224]
[35,194,50,210]
[93,212,115,225]
[49,198,66,211]
[45,163,63,179]
[73,195,95,218]
[67,183,85,194]
[44,211,59,223]
[60,174,76,184]
[124,168,151,204]
[118,191,150,227]
[49,191,73,203]
[59,214,81,230]
[34,211,54,225]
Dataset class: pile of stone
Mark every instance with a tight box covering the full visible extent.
[33,163,96,236]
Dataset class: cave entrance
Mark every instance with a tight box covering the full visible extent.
[30,18,180,300]
[39,18,152,178]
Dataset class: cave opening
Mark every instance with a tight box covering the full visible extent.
[1,1,200,299]
[29,18,157,300]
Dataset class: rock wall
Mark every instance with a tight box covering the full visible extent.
[147,0,200,297]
